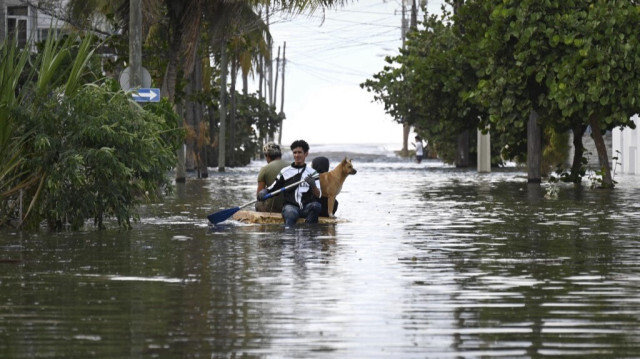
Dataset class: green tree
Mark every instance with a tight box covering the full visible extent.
[363,8,496,165]
[474,0,640,187]
[545,0,640,187]
[216,92,281,166]
[0,33,180,230]
[205,1,271,170]
[0,41,32,209]
[18,84,178,230]
[0,33,98,228]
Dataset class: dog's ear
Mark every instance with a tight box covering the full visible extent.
[342,156,348,163]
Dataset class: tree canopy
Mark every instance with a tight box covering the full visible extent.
[364,0,640,186]
[0,34,181,230]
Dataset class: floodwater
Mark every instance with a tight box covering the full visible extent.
[2,143,640,358]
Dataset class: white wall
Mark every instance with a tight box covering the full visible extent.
[612,115,640,174]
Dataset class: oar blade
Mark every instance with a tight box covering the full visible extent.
[208,206,241,225]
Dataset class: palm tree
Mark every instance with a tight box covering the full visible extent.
[163,0,347,103]
[41,0,347,102]
[46,0,348,174]
[0,40,31,218]
[0,33,99,227]
[207,1,271,170]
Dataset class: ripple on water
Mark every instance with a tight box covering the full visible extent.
[3,157,640,357]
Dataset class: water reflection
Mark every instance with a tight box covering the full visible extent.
[400,172,640,357]
[2,146,640,358]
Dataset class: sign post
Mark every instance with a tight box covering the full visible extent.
[131,88,161,102]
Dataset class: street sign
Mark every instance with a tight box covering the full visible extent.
[132,88,160,102]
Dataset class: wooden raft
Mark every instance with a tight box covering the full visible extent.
[232,210,346,224]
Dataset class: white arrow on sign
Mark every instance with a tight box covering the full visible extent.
[132,88,160,102]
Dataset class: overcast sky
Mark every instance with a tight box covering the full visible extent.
[262,0,447,147]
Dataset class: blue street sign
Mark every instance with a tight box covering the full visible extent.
[132,88,160,102]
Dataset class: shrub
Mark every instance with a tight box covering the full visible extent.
[17,84,179,230]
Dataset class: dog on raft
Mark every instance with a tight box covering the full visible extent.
[316,157,357,218]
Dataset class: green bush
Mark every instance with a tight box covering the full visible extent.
[0,33,181,230]
[17,84,179,230]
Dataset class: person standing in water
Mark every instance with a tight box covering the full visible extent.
[413,135,425,163]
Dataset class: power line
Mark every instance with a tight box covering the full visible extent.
[280,30,400,56]
[288,61,368,85]
[270,16,401,57]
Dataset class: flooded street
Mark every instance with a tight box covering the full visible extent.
[2,143,640,358]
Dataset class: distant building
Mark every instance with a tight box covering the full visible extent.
[0,0,69,47]
[612,115,640,174]
[0,1,37,47]
[2,0,118,78]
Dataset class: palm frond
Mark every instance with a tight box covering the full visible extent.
[180,0,204,75]
[36,29,73,97]
[0,41,30,150]
[64,34,97,96]
[259,0,349,16]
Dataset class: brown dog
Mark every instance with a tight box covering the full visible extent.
[319,157,357,217]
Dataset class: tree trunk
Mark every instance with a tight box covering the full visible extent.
[527,109,542,183]
[208,106,216,167]
[229,58,238,166]
[452,0,464,13]
[402,122,410,156]
[174,102,186,182]
[570,124,586,183]
[0,1,5,41]
[193,58,207,178]
[258,57,263,100]
[184,73,196,171]
[456,130,470,167]
[589,114,613,188]
[161,38,180,103]
[218,45,228,172]
[243,71,248,96]
[160,9,184,181]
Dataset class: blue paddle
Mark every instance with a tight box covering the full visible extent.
[207,173,318,225]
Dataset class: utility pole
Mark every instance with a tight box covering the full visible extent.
[401,0,408,46]
[278,42,286,144]
[266,6,274,142]
[274,45,280,112]
[258,57,263,100]
[218,46,228,172]
[400,0,410,156]
[411,0,417,33]
[131,0,185,180]
[129,0,142,88]
[131,0,189,180]
[267,8,273,106]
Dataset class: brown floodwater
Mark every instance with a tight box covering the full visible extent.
[1,143,640,358]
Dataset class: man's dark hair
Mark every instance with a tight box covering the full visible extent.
[290,139,309,153]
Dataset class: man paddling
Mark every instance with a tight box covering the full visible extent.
[257,139,321,227]
[255,142,289,213]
